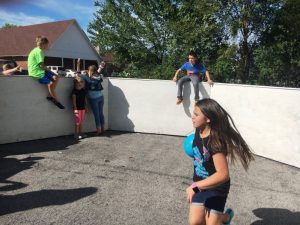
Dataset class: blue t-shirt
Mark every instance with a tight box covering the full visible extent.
[180,62,206,76]
[79,74,103,99]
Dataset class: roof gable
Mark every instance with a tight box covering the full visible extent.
[46,21,100,61]
[0,19,75,56]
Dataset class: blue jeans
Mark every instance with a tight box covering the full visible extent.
[89,96,104,129]
[177,75,202,101]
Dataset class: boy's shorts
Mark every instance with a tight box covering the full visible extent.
[38,70,55,84]
[191,190,228,214]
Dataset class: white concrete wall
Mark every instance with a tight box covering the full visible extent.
[1,76,299,168]
[0,76,108,143]
[211,84,300,168]
[108,78,300,168]
[108,78,211,135]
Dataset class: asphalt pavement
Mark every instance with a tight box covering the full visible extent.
[0,131,299,225]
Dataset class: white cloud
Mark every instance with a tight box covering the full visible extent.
[28,0,96,32]
[30,0,95,18]
[0,10,54,26]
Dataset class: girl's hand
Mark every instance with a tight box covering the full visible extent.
[74,109,78,114]
[100,61,106,67]
[186,186,195,204]
[207,79,214,86]
[17,65,23,72]
[172,76,177,82]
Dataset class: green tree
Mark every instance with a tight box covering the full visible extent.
[219,0,283,83]
[213,44,239,83]
[0,23,18,29]
[88,0,226,79]
[255,0,300,87]
[88,0,298,88]
[88,0,176,67]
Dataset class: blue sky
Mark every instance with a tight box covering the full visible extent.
[0,0,100,34]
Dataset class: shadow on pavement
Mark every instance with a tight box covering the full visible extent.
[0,131,131,192]
[251,208,300,225]
[0,156,43,192]
[94,130,135,138]
[0,187,97,216]
[0,136,80,157]
[0,131,133,157]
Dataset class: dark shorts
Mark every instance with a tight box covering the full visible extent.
[38,70,55,84]
[191,190,227,214]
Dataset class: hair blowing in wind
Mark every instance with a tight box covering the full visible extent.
[196,98,254,170]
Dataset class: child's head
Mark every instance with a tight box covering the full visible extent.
[194,98,254,169]
[193,98,229,131]
[73,77,84,90]
[3,64,11,71]
[88,65,98,76]
[36,36,49,50]
[188,51,197,65]
[192,101,210,130]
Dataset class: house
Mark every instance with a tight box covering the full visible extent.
[0,19,100,71]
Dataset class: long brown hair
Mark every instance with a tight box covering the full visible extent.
[195,98,254,170]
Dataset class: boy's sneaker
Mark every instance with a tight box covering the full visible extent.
[52,100,65,109]
[74,134,82,140]
[47,97,65,109]
[80,133,88,138]
[223,208,234,225]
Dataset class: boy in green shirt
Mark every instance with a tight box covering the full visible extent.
[28,36,64,109]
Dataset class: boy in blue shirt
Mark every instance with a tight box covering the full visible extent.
[173,51,213,104]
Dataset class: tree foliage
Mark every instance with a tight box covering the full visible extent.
[0,23,18,29]
[217,0,283,83]
[88,0,300,87]
[254,0,300,87]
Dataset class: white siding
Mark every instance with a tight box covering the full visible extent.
[45,23,100,61]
